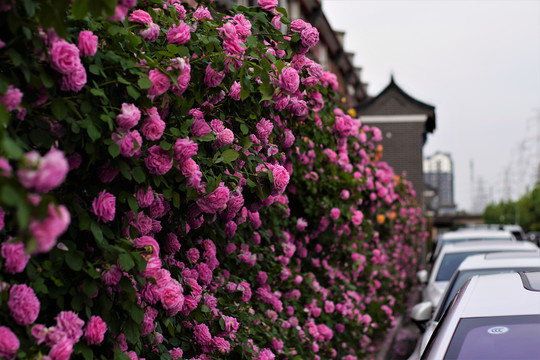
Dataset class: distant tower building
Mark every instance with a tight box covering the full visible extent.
[424,152,456,214]
[356,76,436,206]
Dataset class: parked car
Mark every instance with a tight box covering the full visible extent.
[421,271,540,359]
[430,229,515,262]
[527,231,540,246]
[419,240,539,308]
[409,251,540,359]
[459,223,526,241]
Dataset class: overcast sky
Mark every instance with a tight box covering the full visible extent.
[321,0,540,212]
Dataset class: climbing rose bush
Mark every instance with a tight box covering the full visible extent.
[0,0,427,359]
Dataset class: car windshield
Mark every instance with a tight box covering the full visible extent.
[435,268,540,322]
[442,237,512,246]
[444,315,540,359]
[435,252,487,282]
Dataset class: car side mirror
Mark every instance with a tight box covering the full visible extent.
[410,301,433,332]
[417,269,428,284]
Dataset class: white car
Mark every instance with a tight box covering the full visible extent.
[419,240,539,308]
[421,271,540,359]
[431,229,515,262]
[409,251,540,359]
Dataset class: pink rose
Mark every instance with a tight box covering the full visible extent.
[224,220,237,238]
[351,210,364,226]
[141,107,165,141]
[112,130,142,157]
[229,81,241,101]
[173,137,198,162]
[50,39,81,74]
[167,22,190,45]
[180,158,202,189]
[18,148,69,193]
[8,284,40,326]
[161,280,184,316]
[78,30,98,57]
[268,164,289,195]
[48,336,73,360]
[136,186,154,208]
[85,316,107,345]
[216,128,234,147]
[256,118,273,143]
[145,145,173,175]
[1,241,30,274]
[278,67,299,93]
[140,23,160,42]
[128,9,153,24]
[116,103,141,130]
[196,182,230,213]
[29,203,70,254]
[0,326,19,360]
[148,69,170,97]
[212,336,231,354]
[55,311,85,343]
[256,348,275,360]
[204,63,225,88]
[191,116,212,137]
[193,7,212,20]
[0,85,23,111]
[258,0,277,11]
[186,248,200,263]
[301,27,319,48]
[281,129,295,148]
[193,323,212,345]
[169,348,183,360]
[60,64,87,92]
[290,19,310,33]
[92,190,116,222]
[330,207,340,220]
[287,97,308,119]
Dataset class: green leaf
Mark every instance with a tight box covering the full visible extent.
[166,44,179,54]
[108,142,120,158]
[173,191,180,208]
[177,46,189,57]
[74,343,93,360]
[240,88,250,101]
[66,252,83,271]
[246,35,257,48]
[82,279,98,297]
[51,99,67,120]
[240,123,249,135]
[126,85,140,100]
[72,0,89,19]
[123,320,140,344]
[1,184,20,206]
[221,149,239,164]
[127,196,139,212]
[114,348,131,360]
[90,222,104,243]
[132,166,146,183]
[130,306,144,324]
[118,253,135,271]
[194,132,215,142]
[87,123,100,141]
[137,77,152,90]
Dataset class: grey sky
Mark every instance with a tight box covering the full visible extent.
[321,0,540,212]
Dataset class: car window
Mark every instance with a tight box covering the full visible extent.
[434,268,540,322]
[444,315,540,359]
[435,252,485,282]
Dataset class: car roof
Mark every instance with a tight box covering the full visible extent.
[441,230,514,240]
[437,240,538,255]
[458,252,540,271]
[459,272,540,318]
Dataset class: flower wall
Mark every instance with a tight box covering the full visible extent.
[0,0,427,359]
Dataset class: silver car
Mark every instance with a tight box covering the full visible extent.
[421,271,540,359]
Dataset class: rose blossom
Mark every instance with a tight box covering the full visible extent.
[278,67,299,93]
[229,81,241,100]
[18,148,69,193]
[128,9,152,24]
[173,137,198,162]
[50,39,81,74]
[30,203,70,254]
[78,30,98,57]
[180,158,202,189]
[290,19,310,33]
[8,284,40,325]
[48,336,73,360]
[193,6,212,20]
[148,69,170,97]
[330,207,340,220]
[116,103,141,130]
[0,326,19,360]
[85,316,107,345]
[161,280,184,316]
[140,23,160,42]
[112,130,142,157]
[55,311,85,342]
[204,63,225,88]
[258,0,277,11]
[1,241,30,274]
[141,107,165,141]
[216,128,234,147]
[212,336,231,354]
[268,164,290,195]
[193,324,212,345]
[301,27,319,48]
[92,190,116,222]
[145,145,173,175]
[196,182,230,213]
[256,118,273,143]
[167,22,190,45]
[0,85,23,111]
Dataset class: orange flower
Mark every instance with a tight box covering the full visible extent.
[376,214,386,224]
[387,211,396,221]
